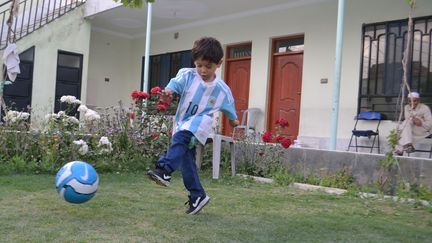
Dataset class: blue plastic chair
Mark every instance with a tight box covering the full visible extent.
[347,111,383,153]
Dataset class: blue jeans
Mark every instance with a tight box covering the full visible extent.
[157,130,205,198]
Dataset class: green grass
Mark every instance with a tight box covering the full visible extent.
[0,173,431,242]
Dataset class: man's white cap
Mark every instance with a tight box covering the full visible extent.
[408,92,420,98]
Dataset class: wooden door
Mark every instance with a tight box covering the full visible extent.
[222,43,251,135]
[268,37,304,141]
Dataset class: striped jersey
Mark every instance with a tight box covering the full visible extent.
[167,68,237,144]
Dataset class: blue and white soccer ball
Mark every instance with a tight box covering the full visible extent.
[55,161,99,204]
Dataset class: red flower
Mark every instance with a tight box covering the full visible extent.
[258,151,264,156]
[156,103,168,111]
[129,112,135,120]
[131,90,149,101]
[275,135,284,143]
[158,101,171,107]
[276,118,289,128]
[152,132,159,139]
[262,131,273,143]
[139,91,149,99]
[281,138,292,148]
[131,90,140,100]
[150,86,162,94]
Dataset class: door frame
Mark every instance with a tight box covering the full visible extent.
[266,34,304,133]
[223,41,252,135]
[2,46,35,114]
[54,50,83,113]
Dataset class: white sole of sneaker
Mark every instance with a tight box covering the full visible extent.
[188,196,210,215]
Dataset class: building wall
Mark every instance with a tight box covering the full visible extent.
[87,31,135,108]
[84,0,121,17]
[89,0,432,152]
[16,7,91,127]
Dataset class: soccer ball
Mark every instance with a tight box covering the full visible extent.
[55,161,99,204]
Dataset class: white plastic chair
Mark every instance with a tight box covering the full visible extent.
[195,108,261,179]
[233,108,261,138]
[195,133,235,179]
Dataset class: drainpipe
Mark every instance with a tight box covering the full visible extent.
[329,0,345,150]
[142,1,153,92]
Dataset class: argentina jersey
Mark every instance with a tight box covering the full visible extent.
[166,68,237,145]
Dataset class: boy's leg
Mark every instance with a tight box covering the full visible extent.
[180,146,205,197]
[181,143,210,215]
[147,130,193,186]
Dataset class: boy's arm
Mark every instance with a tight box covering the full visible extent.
[221,96,239,127]
[165,68,193,96]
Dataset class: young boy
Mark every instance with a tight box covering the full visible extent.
[147,37,239,215]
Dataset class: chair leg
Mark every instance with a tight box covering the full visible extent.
[212,135,222,179]
[377,135,380,154]
[230,142,236,177]
[347,134,354,151]
[355,136,358,152]
[370,136,376,153]
[429,145,432,158]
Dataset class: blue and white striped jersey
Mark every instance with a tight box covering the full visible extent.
[167,68,237,144]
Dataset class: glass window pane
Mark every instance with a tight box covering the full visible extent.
[275,38,304,53]
[229,45,251,58]
[58,53,81,68]
[20,47,34,62]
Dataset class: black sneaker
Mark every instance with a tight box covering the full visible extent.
[185,195,210,215]
[147,168,171,187]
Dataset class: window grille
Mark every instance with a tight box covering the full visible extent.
[359,15,432,120]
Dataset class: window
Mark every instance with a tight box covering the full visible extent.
[359,15,432,120]
[274,38,304,53]
[2,47,35,116]
[142,50,193,90]
[228,44,252,59]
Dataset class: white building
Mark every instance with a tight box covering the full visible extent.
[1,0,432,153]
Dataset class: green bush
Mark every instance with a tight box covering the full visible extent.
[320,169,354,189]
[0,93,175,175]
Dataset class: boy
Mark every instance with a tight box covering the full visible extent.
[147,37,239,215]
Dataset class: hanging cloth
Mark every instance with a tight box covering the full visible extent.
[2,42,20,82]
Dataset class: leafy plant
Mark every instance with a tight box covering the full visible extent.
[0,88,177,175]
[235,118,292,177]
[271,167,295,186]
[114,0,155,9]
[319,169,354,189]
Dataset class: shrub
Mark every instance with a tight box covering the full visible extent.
[0,87,177,174]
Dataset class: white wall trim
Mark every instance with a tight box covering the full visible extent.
[135,0,335,37]
[92,26,134,39]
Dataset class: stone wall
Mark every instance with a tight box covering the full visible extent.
[281,148,432,188]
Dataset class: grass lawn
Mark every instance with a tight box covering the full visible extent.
[0,172,431,242]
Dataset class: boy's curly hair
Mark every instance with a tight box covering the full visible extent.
[191,37,224,64]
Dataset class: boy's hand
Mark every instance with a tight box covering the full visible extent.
[229,119,240,127]
[159,89,174,103]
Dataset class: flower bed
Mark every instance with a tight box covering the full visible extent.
[0,88,176,174]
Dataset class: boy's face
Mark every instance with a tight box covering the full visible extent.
[194,58,222,82]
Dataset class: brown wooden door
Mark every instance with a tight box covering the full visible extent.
[222,44,252,135]
[268,52,303,141]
